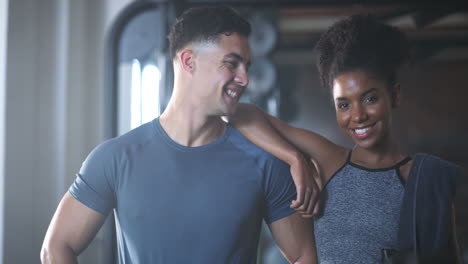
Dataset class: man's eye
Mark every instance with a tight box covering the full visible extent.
[225,61,238,68]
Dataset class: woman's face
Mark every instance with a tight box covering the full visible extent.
[332,70,398,151]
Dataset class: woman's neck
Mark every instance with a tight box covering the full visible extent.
[350,138,407,168]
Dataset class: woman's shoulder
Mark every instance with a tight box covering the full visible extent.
[410,153,460,171]
[320,147,350,184]
[406,153,460,188]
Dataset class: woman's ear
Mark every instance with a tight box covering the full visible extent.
[179,49,195,74]
[392,83,401,108]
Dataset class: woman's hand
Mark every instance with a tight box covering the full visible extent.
[289,154,322,218]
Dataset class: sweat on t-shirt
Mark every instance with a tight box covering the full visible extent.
[69,118,296,263]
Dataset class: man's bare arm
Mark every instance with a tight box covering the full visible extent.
[41,192,106,264]
[269,212,316,264]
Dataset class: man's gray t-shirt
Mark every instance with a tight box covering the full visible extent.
[69,118,296,263]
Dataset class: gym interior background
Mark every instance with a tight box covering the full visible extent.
[1,0,467,263]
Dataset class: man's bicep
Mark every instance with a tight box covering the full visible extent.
[268,212,316,263]
[43,192,107,257]
[263,157,297,223]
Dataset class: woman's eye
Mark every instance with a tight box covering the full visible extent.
[338,102,349,109]
[364,96,377,103]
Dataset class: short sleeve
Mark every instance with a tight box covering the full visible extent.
[69,141,118,215]
[262,157,297,224]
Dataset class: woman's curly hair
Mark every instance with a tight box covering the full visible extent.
[315,14,410,92]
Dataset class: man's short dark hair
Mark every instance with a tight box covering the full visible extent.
[168,5,251,59]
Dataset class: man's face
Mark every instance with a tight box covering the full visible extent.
[191,33,251,116]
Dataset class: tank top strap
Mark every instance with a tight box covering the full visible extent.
[347,150,411,169]
[395,156,412,168]
[346,150,353,163]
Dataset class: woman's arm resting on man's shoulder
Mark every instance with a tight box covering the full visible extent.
[229,103,343,216]
[229,103,320,216]
[231,103,346,178]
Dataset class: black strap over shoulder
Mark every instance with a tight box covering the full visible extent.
[395,156,412,168]
[397,153,460,261]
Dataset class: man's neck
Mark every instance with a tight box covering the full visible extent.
[159,104,226,147]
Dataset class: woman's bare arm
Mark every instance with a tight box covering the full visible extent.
[230,103,347,216]
[231,103,346,180]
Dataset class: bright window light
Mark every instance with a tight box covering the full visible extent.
[130,59,161,129]
[141,64,161,124]
[131,59,142,129]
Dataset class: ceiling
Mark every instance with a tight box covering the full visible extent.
[245,4,468,62]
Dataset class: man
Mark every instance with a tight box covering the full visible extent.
[41,6,317,263]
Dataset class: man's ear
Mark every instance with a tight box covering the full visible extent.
[179,49,195,74]
[392,83,401,108]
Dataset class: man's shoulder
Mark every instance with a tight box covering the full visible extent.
[227,125,286,165]
[89,120,157,159]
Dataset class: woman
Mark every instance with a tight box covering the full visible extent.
[231,14,461,263]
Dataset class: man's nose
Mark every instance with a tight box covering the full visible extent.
[235,67,249,87]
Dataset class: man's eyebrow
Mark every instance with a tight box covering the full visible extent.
[224,53,243,61]
[224,53,251,67]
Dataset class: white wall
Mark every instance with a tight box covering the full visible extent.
[2,0,132,263]
[0,0,9,262]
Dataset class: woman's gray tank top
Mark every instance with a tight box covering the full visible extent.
[314,151,411,264]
